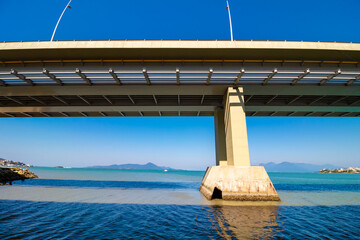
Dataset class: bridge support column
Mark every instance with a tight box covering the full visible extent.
[200,87,280,201]
[214,107,227,166]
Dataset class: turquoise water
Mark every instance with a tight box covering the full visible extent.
[0,167,359,239]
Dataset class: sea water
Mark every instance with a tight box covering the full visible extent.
[0,167,359,239]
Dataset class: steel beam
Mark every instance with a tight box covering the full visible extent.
[4,96,24,105]
[2,112,15,117]
[11,69,34,86]
[153,95,158,105]
[322,112,333,116]
[76,68,92,85]
[128,95,135,104]
[200,95,205,105]
[339,112,352,117]
[53,95,68,105]
[329,96,347,105]
[109,68,121,85]
[245,95,253,103]
[176,68,180,85]
[43,69,63,85]
[0,106,216,113]
[245,105,360,112]
[291,68,310,85]
[346,74,360,86]
[60,112,70,117]
[287,112,297,116]
[265,95,278,105]
[269,111,277,116]
[28,96,46,105]
[102,95,113,105]
[319,69,341,85]
[41,112,51,117]
[262,68,277,85]
[1,85,359,97]
[287,95,303,105]
[206,68,213,85]
[350,99,360,106]
[143,68,150,85]
[78,95,90,105]
[308,96,325,105]
[22,112,32,117]
[234,69,245,85]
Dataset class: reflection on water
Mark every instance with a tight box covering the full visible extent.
[207,206,279,239]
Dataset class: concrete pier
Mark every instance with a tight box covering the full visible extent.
[199,166,280,201]
[200,87,280,201]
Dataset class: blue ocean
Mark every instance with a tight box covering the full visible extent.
[0,167,359,239]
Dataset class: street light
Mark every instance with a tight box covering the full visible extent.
[226,0,234,41]
[50,0,73,41]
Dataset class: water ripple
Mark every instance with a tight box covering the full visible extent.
[0,200,359,239]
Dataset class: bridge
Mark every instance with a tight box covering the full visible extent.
[1,40,359,201]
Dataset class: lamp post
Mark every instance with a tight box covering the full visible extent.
[226,0,234,41]
[50,0,73,41]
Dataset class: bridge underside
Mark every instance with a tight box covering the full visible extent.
[1,40,360,201]
[0,63,359,118]
[0,91,359,117]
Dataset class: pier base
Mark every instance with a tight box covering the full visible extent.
[199,166,280,201]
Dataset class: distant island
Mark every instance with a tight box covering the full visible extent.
[53,166,72,169]
[258,162,342,173]
[88,162,174,170]
[0,159,33,167]
[320,167,360,174]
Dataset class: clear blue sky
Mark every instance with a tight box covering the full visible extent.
[0,0,359,169]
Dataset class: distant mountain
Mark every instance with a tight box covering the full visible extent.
[258,162,342,173]
[88,162,174,170]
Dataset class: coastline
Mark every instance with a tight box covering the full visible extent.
[320,167,360,174]
[0,167,38,185]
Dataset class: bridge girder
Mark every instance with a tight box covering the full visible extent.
[0,41,359,118]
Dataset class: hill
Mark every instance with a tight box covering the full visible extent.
[88,162,174,170]
[258,162,341,173]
